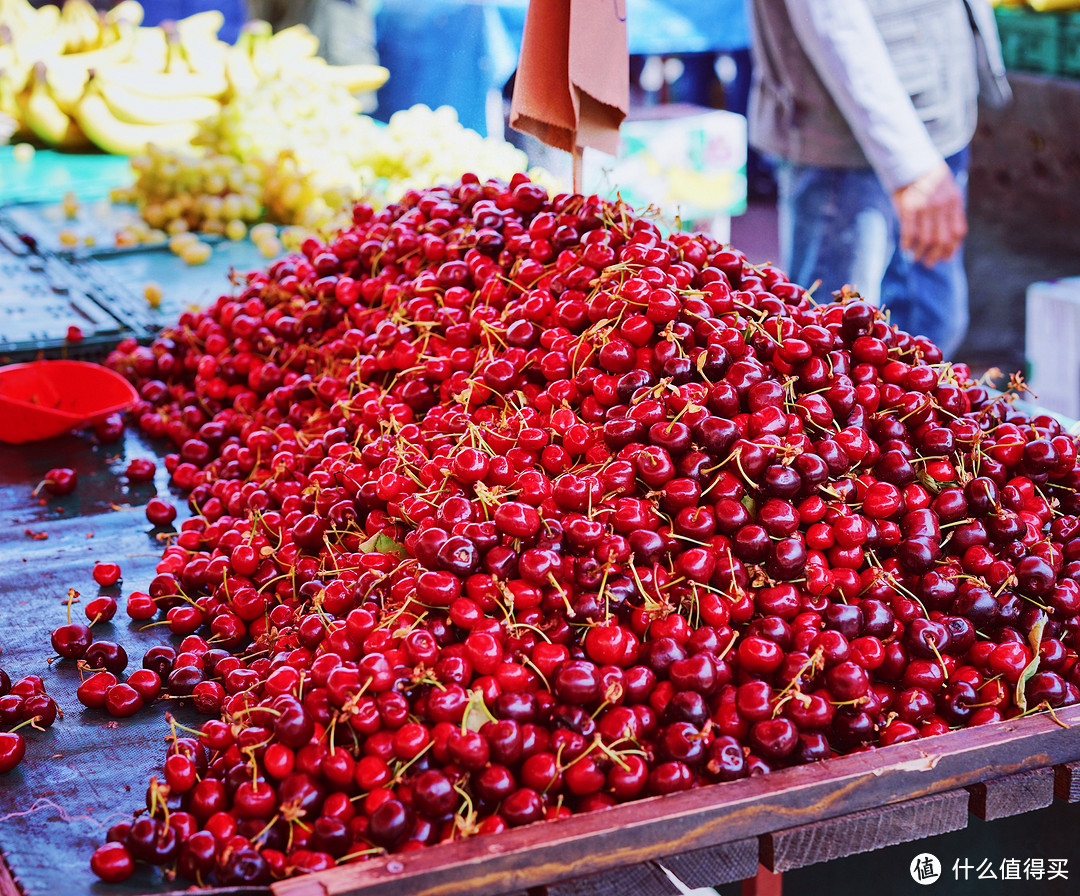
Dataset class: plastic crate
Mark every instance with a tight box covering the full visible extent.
[1025,277,1080,419]
[0,200,163,257]
[0,234,153,363]
[1060,12,1080,78]
[995,6,1061,75]
[68,238,270,327]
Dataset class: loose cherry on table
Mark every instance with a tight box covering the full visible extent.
[36,467,77,497]
[92,562,123,587]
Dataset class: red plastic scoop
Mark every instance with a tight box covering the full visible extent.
[0,360,138,444]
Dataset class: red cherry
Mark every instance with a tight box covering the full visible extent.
[145,497,177,527]
[126,669,162,702]
[40,467,77,496]
[493,501,541,538]
[52,623,92,659]
[124,458,156,483]
[0,731,26,773]
[92,561,122,587]
[91,842,135,882]
[84,595,118,625]
[104,683,143,717]
[125,592,157,620]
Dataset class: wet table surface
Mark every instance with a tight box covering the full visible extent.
[0,426,205,896]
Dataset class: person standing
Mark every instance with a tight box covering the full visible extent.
[747,0,1010,358]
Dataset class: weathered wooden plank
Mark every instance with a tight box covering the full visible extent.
[543,862,691,896]
[270,703,1080,896]
[544,838,758,896]
[760,790,968,873]
[968,768,1056,821]
[1054,761,1080,803]
[659,838,760,888]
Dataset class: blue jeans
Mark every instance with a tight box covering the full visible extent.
[775,149,970,358]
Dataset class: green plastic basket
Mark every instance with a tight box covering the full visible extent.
[995,6,1062,75]
[1060,12,1080,78]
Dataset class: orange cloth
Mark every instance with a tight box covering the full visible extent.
[510,0,629,157]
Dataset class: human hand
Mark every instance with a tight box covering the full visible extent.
[891,161,967,268]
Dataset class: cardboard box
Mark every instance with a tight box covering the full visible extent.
[1025,277,1080,420]
[583,103,747,229]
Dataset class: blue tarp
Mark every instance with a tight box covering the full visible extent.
[137,0,247,43]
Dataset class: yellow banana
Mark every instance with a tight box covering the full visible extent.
[60,0,102,54]
[185,40,227,80]
[245,23,321,83]
[63,28,135,66]
[0,66,18,112]
[5,22,67,68]
[294,59,390,93]
[176,9,224,42]
[0,0,36,37]
[224,24,265,97]
[0,33,28,95]
[82,4,107,51]
[178,28,228,82]
[41,31,135,112]
[44,67,85,114]
[77,0,103,46]
[129,25,167,72]
[267,23,320,60]
[95,63,226,101]
[0,66,31,140]
[24,3,61,37]
[250,45,278,79]
[1,23,66,96]
[96,17,124,49]
[162,24,190,74]
[96,76,219,125]
[105,1,144,28]
[242,19,273,42]
[19,61,89,149]
[74,78,199,154]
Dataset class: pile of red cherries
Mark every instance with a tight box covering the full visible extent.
[82,174,1080,885]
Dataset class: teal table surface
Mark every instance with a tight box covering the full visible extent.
[0,149,134,207]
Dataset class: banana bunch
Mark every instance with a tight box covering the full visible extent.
[0,1,65,100]
[224,20,389,99]
[2,6,389,156]
[75,11,231,154]
[17,60,90,150]
[0,0,62,42]
[1,2,233,154]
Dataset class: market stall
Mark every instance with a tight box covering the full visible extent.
[3,2,1080,896]
[5,182,1080,895]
